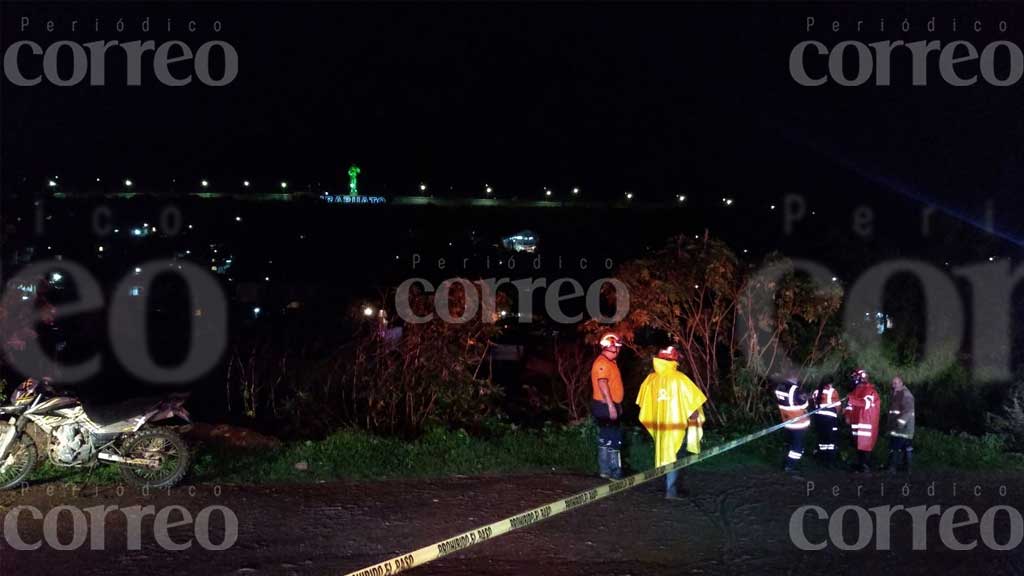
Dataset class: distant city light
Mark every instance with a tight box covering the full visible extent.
[151,226,157,233]
[235,216,242,222]
[188,224,193,229]
[485,185,493,194]
[831,277,838,282]
[363,306,375,317]
[264,276,270,281]
[48,180,57,187]
[625,192,633,200]
[50,272,63,282]
[677,195,686,202]
[130,287,141,297]
[124,179,133,187]
[243,180,250,187]
[280,181,288,189]
[722,197,734,206]
[253,307,262,318]
[989,256,995,262]
[545,188,552,197]
[97,246,104,252]
[96,177,101,182]
[572,187,580,195]
[132,228,142,236]
[201,180,209,188]
[770,204,776,210]
[114,228,119,234]
[420,183,427,192]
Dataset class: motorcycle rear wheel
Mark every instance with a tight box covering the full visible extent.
[118,428,191,489]
[0,431,38,490]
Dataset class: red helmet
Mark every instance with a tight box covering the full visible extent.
[851,369,869,385]
[656,346,679,360]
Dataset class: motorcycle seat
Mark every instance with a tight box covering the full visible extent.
[81,396,168,427]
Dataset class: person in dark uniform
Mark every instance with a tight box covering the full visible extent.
[811,375,841,468]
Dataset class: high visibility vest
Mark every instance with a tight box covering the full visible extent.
[775,381,810,430]
[813,385,840,418]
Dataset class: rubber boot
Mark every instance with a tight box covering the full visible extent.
[665,469,688,499]
[607,449,623,480]
[597,446,610,479]
[854,451,871,474]
[883,449,897,473]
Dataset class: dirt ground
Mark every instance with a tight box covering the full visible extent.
[1,468,1022,576]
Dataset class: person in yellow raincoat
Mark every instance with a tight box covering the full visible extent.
[636,346,707,499]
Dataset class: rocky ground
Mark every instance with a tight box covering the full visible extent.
[1,468,1022,575]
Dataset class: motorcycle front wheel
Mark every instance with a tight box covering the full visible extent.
[0,430,38,490]
[118,428,191,488]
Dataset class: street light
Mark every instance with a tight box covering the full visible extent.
[363,306,375,317]
[280,181,288,189]
[243,180,250,187]
[124,179,133,187]
[485,185,493,194]
[625,192,634,200]
[201,180,209,188]
[48,180,57,188]
[572,187,580,195]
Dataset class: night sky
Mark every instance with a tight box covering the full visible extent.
[3,2,1024,242]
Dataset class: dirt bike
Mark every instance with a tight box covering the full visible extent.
[0,379,192,490]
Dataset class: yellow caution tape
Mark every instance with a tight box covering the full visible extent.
[343,403,840,576]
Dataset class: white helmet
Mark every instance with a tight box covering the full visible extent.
[599,333,622,349]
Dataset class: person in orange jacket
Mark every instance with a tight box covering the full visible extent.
[844,369,881,473]
[591,333,625,479]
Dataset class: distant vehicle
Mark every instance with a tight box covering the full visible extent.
[0,379,192,490]
[501,230,538,253]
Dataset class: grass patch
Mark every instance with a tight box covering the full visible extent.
[25,422,1024,487]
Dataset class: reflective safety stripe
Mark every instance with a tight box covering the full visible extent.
[788,451,803,460]
[818,411,837,418]
[897,419,907,425]
[890,410,901,415]
[891,432,913,439]
[784,421,811,430]
[853,431,873,437]
[781,404,808,412]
